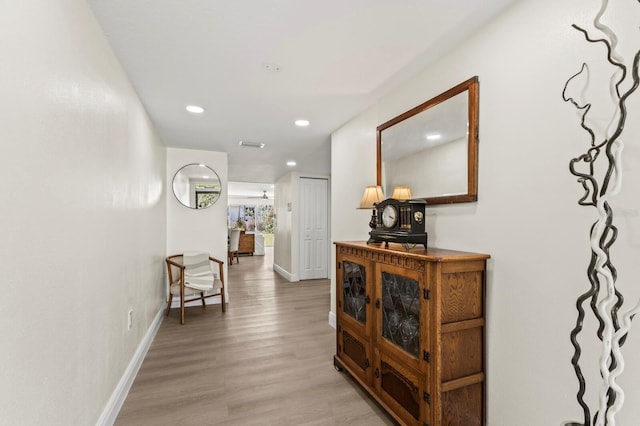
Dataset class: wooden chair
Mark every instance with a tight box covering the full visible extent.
[165,252,226,324]
[228,229,240,265]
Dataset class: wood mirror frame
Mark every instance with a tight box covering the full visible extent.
[376,76,479,205]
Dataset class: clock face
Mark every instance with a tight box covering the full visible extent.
[381,204,398,228]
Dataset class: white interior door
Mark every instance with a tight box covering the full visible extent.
[299,178,328,280]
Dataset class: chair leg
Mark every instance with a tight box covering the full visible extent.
[165,294,173,317]
[201,292,206,307]
[180,295,185,325]
[221,290,226,313]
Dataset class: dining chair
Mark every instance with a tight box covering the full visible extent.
[228,228,240,265]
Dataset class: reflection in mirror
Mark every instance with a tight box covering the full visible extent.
[172,163,222,209]
[377,76,479,205]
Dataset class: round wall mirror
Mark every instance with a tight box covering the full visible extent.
[172,163,222,209]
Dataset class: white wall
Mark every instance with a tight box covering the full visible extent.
[274,173,295,278]
[274,172,330,282]
[331,0,640,424]
[166,148,228,305]
[0,1,166,424]
[331,107,382,314]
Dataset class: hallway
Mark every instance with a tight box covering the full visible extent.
[115,249,394,425]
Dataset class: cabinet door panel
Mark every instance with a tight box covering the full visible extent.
[375,353,427,426]
[337,325,372,385]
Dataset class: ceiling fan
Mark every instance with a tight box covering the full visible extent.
[247,190,272,200]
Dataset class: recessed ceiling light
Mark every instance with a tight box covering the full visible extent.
[287,161,296,166]
[295,119,310,127]
[426,134,441,140]
[186,105,205,113]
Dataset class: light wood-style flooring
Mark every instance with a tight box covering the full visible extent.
[115,248,395,425]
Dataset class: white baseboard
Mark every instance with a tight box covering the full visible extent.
[273,263,299,282]
[97,305,164,426]
[328,310,336,329]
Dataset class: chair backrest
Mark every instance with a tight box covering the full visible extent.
[228,229,241,251]
[183,252,212,276]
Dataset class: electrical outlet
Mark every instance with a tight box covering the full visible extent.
[127,309,133,331]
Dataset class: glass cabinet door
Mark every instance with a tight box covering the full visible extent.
[380,271,420,357]
[342,261,367,325]
[337,256,372,385]
[374,264,427,425]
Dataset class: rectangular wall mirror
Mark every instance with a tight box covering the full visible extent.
[377,76,479,205]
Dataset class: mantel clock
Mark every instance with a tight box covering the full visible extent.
[369,198,427,248]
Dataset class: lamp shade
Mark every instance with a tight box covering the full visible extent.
[358,186,385,209]
[391,186,412,200]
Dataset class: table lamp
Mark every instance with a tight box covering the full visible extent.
[391,185,412,200]
[358,186,385,243]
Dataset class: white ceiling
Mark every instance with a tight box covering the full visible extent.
[228,181,274,199]
[86,0,518,185]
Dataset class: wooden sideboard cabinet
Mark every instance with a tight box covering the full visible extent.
[238,232,255,256]
[334,241,490,426]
